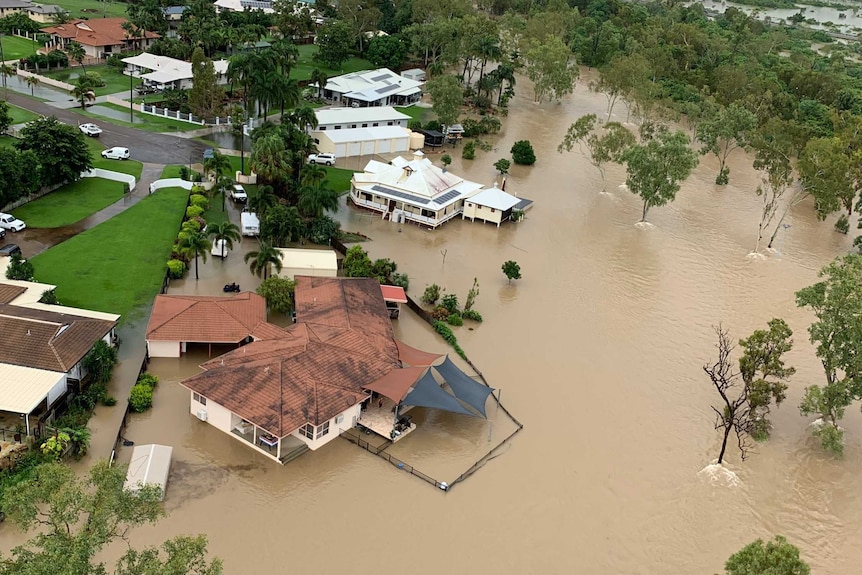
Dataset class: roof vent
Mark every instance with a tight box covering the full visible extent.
[26,329,31,336]
[221,359,225,366]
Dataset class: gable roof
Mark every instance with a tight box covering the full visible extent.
[0,284,26,304]
[321,68,423,100]
[44,18,159,47]
[315,106,411,126]
[146,292,268,343]
[0,303,117,373]
[181,277,404,436]
[468,184,522,211]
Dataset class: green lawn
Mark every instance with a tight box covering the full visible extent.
[84,138,143,178]
[43,65,140,96]
[47,0,128,19]
[13,178,125,228]
[31,187,190,319]
[0,35,39,61]
[161,165,184,179]
[203,190,228,225]
[395,106,430,124]
[73,103,203,133]
[8,105,39,125]
[0,135,16,148]
[323,166,355,194]
[293,44,374,82]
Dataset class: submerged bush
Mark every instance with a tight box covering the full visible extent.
[447,313,463,326]
[129,384,153,413]
[462,309,483,322]
[421,283,441,305]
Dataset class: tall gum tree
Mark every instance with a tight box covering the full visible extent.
[558,114,635,192]
[695,103,757,185]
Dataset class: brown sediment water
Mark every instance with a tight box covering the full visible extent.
[3,72,861,574]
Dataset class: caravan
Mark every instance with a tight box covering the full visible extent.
[241,208,260,237]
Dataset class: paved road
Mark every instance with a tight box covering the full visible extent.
[4,92,208,165]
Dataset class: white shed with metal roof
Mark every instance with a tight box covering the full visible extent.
[124,444,173,500]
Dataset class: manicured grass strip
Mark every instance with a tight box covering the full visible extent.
[43,65,141,96]
[395,106,429,123]
[73,103,202,133]
[161,165,184,179]
[323,166,356,194]
[0,35,39,61]
[8,105,39,125]
[31,187,190,319]
[46,0,127,19]
[13,178,125,228]
[293,44,374,82]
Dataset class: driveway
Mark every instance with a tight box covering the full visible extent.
[3,92,208,164]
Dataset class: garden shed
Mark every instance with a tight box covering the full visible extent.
[123,444,173,500]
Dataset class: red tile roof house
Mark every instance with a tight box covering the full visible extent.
[148,277,443,464]
[42,18,159,60]
[0,280,118,438]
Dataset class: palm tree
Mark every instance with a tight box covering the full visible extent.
[203,149,231,179]
[495,62,516,106]
[207,220,241,258]
[301,163,327,187]
[278,77,301,121]
[1,63,16,98]
[71,77,96,109]
[227,52,254,117]
[288,105,318,133]
[309,68,328,99]
[179,230,212,280]
[297,182,339,219]
[66,42,86,72]
[250,133,290,186]
[248,185,278,218]
[212,175,233,212]
[25,75,40,96]
[244,240,282,279]
[476,35,501,89]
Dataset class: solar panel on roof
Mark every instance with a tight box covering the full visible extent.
[434,190,460,205]
[371,185,430,205]
[376,84,399,95]
[371,74,391,82]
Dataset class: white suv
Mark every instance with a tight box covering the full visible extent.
[0,213,26,232]
[229,184,247,203]
[101,147,130,160]
[308,153,336,166]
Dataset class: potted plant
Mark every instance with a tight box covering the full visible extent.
[14,424,24,442]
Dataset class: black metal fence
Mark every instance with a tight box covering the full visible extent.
[341,430,447,491]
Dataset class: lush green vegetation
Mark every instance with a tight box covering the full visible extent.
[31,187,189,319]
[7,104,39,126]
[161,165,184,179]
[13,178,126,228]
[293,44,374,81]
[395,106,430,124]
[322,166,355,194]
[0,35,39,61]
[48,0,128,19]
[44,65,141,96]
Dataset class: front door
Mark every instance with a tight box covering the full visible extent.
[388,200,396,213]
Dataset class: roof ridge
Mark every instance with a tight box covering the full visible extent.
[47,339,68,372]
[277,361,284,437]
[147,296,196,335]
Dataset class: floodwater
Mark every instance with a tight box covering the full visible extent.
[700,0,862,34]
[3,71,862,573]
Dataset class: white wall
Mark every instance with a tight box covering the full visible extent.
[278,266,338,281]
[46,374,67,407]
[291,403,361,451]
[463,201,503,225]
[190,393,233,433]
[147,340,181,358]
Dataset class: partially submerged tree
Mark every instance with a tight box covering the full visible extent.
[0,460,222,575]
[750,127,794,255]
[724,535,809,575]
[502,260,521,283]
[256,275,296,314]
[695,103,757,185]
[621,129,698,223]
[558,114,635,192]
[703,322,793,464]
[244,241,283,279]
[425,74,463,127]
[590,53,652,122]
[524,35,578,104]
[798,136,855,233]
[795,253,862,455]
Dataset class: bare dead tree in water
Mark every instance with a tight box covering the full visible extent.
[704,325,754,464]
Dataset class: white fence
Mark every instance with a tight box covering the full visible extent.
[106,96,134,109]
[148,178,213,194]
[140,104,236,127]
[81,168,137,192]
[16,69,74,91]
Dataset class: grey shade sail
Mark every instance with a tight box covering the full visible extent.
[400,371,476,417]
[433,357,495,418]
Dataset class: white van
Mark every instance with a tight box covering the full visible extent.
[241,209,260,237]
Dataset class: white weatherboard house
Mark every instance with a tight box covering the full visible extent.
[462,183,534,227]
[314,107,411,131]
[275,248,338,280]
[350,153,485,227]
[317,68,423,108]
[122,53,230,91]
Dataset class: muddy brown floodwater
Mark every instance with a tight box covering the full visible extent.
[4,72,862,574]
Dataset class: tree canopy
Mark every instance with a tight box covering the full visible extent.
[15,116,92,186]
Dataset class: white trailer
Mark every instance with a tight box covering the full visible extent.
[241,210,260,237]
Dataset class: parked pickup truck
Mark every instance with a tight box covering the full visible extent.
[229,184,247,203]
[307,153,336,166]
[79,123,102,137]
[0,213,26,232]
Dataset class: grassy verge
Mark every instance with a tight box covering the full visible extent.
[293,44,374,82]
[47,0,128,19]
[323,166,356,194]
[161,165,184,179]
[74,103,201,133]
[395,106,429,123]
[0,35,39,61]
[13,178,126,228]
[8,105,39,125]
[31,187,190,319]
[203,191,228,225]
[43,65,140,96]
[0,135,16,148]
[84,138,143,178]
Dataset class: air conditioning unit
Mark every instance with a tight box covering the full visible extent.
[335,414,344,425]
[196,409,208,422]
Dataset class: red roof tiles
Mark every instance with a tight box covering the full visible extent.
[146,292,267,343]
[44,18,159,48]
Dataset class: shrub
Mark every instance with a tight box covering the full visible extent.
[424,120,442,132]
[441,293,459,313]
[102,396,117,406]
[166,259,186,279]
[39,288,59,304]
[431,306,450,321]
[462,309,483,322]
[422,283,442,305]
[129,384,153,413]
[179,166,191,181]
[82,71,105,87]
[307,215,341,245]
[137,372,159,389]
[391,272,409,291]
[105,54,124,68]
[835,213,850,234]
[462,140,476,160]
[447,313,463,326]
[186,205,204,219]
[464,278,479,311]
[189,193,209,208]
[181,219,201,233]
[62,425,91,458]
[432,321,466,359]
[511,140,536,165]
[40,432,70,459]
[408,119,422,131]
[6,253,34,281]
[441,154,452,167]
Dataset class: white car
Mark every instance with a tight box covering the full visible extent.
[79,123,102,137]
[308,153,336,166]
[101,147,130,160]
[0,213,26,232]
[229,184,247,203]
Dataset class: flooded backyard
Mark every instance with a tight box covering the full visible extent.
[3,72,862,573]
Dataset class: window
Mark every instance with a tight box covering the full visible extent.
[362,123,368,127]
[467,202,472,207]
[320,126,326,131]
[192,392,206,405]
[387,121,393,126]
[335,414,344,425]
[351,124,357,128]
[300,423,314,439]
[334,125,341,130]
[372,123,379,127]
[491,208,496,213]
[316,421,330,439]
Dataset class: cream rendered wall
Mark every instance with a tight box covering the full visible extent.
[292,403,361,450]
[190,393,233,433]
[279,266,338,281]
[147,340,181,358]
[312,132,336,154]
[462,202,502,225]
